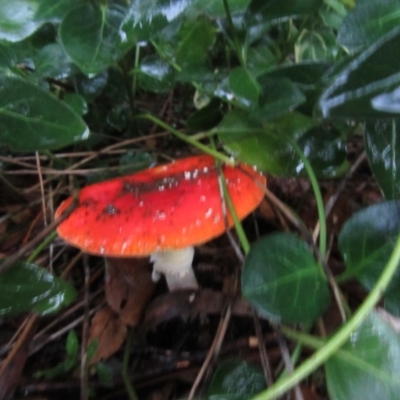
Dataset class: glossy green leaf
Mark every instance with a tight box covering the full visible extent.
[186,98,223,131]
[258,62,329,114]
[0,42,16,72]
[35,0,82,22]
[138,55,175,93]
[0,25,56,74]
[121,0,180,43]
[298,124,348,177]
[252,78,305,121]
[217,111,300,175]
[295,29,338,62]
[319,27,400,118]
[207,359,266,400]
[31,43,76,80]
[338,0,400,53]
[365,119,400,199]
[229,67,261,108]
[0,76,89,152]
[59,3,133,76]
[0,0,42,42]
[247,45,276,76]
[259,62,329,89]
[63,93,88,116]
[242,233,330,323]
[219,110,347,177]
[122,0,249,44]
[175,17,216,67]
[218,110,345,177]
[75,71,108,102]
[189,0,251,17]
[0,260,77,316]
[326,310,400,400]
[246,0,321,26]
[338,200,400,309]
[319,1,348,30]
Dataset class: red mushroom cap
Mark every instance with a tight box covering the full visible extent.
[56,155,266,256]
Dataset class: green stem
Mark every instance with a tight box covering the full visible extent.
[122,329,139,400]
[132,45,140,98]
[139,114,233,165]
[26,232,57,263]
[280,326,325,350]
[290,140,327,258]
[220,174,250,255]
[250,232,400,400]
[222,0,246,68]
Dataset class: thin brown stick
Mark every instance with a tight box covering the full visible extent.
[35,151,48,227]
[80,255,90,400]
[188,302,232,400]
[0,313,37,378]
[252,310,274,386]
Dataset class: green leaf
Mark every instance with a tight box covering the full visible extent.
[365,119,400,199]
[175,17,216,67]
[207,359,266,400]
[319,1,348,30]
[229,67,261,108]
[63,93,88,116]
[0,42,17,72]
[191,0,250,17]
[34,330,79,379]
[218,110,347,177]
[319,27,400,118]
[247,45,276,76]
[0,76,89,152]
[59,3,133,76]
[242,233,330,323]
[0,24,57,75]
[338,0,400,53]
[122,0,249,43]
[246,0,321,26]
[295,29,338,62]
[31,43,76,80]
[121,0,179,43]
[75,71,108,102]
[259,62,329,89]
[66,329,79,358]
[138,55,175,93]
[258,62,330,114]
[252,77,305,121]
[96,361,114,387]
[0,260,77,316]
[338,200,400,310]
[326,310,400,400]
[217,111,313,176]
[186,98,223,131]
[297,124,349,178]
[0,0,42,42]
[35,0,82,22]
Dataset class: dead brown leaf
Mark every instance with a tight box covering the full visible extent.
[105,257,155,326]
[143,289,258,331]
[0,315,37,400]
[5,205,33,225]
[88,307,127,364]
[258,198,275,220]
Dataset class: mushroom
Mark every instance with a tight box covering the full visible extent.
[55,155,266,291]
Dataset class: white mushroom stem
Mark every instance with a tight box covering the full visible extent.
[150,247,199,291]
